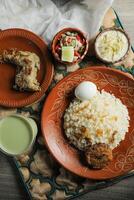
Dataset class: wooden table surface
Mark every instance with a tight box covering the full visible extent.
[0,0,134,200]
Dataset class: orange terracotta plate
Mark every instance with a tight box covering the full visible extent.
[41,67,134,180]
[0,28,54,107]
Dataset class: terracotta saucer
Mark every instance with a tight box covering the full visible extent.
[51,27,88,65]
[41,66,134,180]
[0,28,54,107]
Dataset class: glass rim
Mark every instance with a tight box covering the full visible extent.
[0,114,37,157]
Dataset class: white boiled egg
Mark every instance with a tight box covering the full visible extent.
[75,81,97,101]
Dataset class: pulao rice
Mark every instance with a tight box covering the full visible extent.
[64,90,130,150]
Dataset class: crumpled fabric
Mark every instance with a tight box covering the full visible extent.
[0,0,113,44]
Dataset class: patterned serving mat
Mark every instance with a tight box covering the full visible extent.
[1,8,134,200]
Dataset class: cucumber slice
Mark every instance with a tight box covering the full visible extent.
[71,39,76,47]
[61,46,74,62]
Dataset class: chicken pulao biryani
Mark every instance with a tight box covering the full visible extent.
[63,81,130,169]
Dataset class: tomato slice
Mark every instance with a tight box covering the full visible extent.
[74,51,80,57]
[76,35,82,43]
[55,44,61,54]
[67,38,72,43]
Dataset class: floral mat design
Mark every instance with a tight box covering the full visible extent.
[1,8,134,200]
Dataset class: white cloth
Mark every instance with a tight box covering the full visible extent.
[0,0,113,44]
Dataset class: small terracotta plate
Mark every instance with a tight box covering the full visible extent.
[0,28,54,107]
[41,66,134,180]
